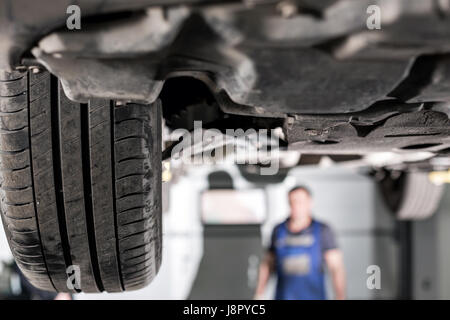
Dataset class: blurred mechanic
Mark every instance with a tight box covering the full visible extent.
[255,186,346,300]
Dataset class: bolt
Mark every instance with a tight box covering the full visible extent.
[15,65,27,71]
[30,66,42,74]
[277,0,298,18]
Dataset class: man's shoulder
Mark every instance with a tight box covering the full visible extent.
[314,220,336,238]
[314,220,338,250]
[273,221,286,233]
[314,219,332,230]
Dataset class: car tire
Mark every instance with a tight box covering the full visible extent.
[378,170,445,220]
[0,69,162,293]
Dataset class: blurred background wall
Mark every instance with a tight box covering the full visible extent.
[0,164,449,299]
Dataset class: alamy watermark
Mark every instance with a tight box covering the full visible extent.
[367,5,382,30]
[366,265,381,290]
[66,265,81,292]
[169,121,280,175]
[66,4,382,31]
[66,5,81,30]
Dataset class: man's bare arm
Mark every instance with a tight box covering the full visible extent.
[254,251,275,299]
[324,249,346,300]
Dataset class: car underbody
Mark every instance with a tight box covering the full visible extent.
[1,0,449,171]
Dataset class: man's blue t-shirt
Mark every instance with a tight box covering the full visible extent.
[269,219,338,300]
[269,219,338,259]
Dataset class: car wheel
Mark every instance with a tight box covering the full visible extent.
[0,69,162,292]
[378,170,445,220]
